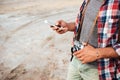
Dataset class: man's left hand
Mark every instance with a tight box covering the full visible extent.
[73,43,98,64]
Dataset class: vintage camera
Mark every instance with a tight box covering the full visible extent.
[70,40,84,61]
[71,40,84,53]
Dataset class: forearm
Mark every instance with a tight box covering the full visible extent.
[67,22,76,32]
[97,47,119,59]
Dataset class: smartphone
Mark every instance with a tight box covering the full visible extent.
[44,20,61,28]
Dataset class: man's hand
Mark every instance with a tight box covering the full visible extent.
[51,20,69,34]
[73,43,98,64]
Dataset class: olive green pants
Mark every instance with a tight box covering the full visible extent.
[67,56,99,80]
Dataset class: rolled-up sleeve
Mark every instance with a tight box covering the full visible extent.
[113,43,120,55]
[111,18,120,55]
[110,18,120,55]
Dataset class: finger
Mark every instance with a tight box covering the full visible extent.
[57,27,66,32]
[82,61,86,64]
[73,49,83,56]
[56,25,61,28]
[56,30,64,34]
[82,42,88,46]
[81,56,87,64]
[55,20,62,26]
[78,53,85,58]
[51,26,59,30]
[56,20,67,28]
[78,57,84,61]
[56,27,63,32]
[57,27,68,33]
[74,51,83,58]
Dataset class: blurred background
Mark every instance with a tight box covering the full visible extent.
[0,0,82,80]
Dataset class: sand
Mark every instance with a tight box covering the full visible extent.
[0,0,82,80]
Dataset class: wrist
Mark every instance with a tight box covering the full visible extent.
[95,49,102,60]
[66,23,70,31]
[67,22,76,31]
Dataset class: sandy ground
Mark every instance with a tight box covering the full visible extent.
[0,0,82,80]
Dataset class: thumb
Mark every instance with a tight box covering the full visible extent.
[82,42,88,46]
[55,20,62,26]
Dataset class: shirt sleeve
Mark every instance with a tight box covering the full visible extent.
[112,1,120,56]
[101,0,120,56]
[108,18,120,55]
[113,19,120,55]
[113,43,120,55]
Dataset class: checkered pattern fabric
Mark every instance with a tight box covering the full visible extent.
[75,0,120,80]
[97,0,120,80]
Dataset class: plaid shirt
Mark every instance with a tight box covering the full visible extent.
[75,0,120,80]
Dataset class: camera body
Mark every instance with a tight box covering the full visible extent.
[71,40,84,53]
[70,40,84,61]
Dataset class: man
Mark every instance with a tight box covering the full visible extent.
[51,0,120,80]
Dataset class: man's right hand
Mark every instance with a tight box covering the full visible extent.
[51,20,69,34]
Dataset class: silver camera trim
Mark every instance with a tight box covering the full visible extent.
[73,40,84,49]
